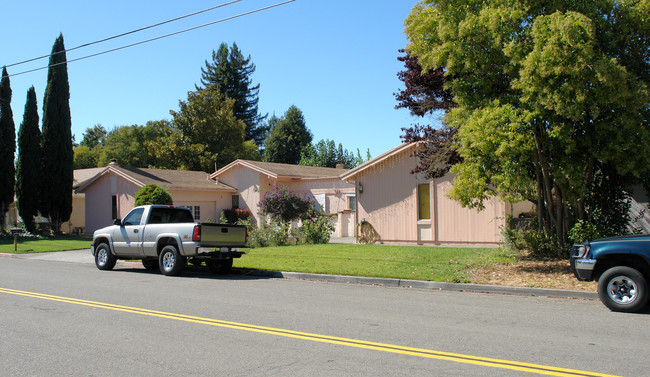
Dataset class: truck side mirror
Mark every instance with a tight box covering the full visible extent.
[113,218,122,226]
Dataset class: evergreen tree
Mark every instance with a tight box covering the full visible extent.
[0,67,16,231]
[41,34,73,233]
[263,105,312,164]
[16,87,41,233]
[198,42,268,145]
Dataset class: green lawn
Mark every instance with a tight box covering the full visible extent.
[0,238,515,282]
[0,236,92,254]
[234,244,515,283]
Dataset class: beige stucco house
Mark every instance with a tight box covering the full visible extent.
[341,143,533,245]
[210,160,356,237]
[75,162,237,234]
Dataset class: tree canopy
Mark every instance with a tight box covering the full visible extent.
[404,0,650,247]
[198,42,268,146]
[16,87,42,233]
[41,34,74,233]
[0,67,16,231]
[299,139,368,169]
[263,105,312,165]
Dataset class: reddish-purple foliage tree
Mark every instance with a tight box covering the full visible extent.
[258,184,316,223]
[395,49,460,179]
[394,49,454,117]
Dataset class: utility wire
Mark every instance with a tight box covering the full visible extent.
[5,0,295,78]
[4,0,243,69]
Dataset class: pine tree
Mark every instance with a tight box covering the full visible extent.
[198,42,268,145]
[16,87,41,233]
[41,34,73,233]
[263,106,312,164]
[0,67,16,231]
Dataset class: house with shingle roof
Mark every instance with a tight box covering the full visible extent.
[210,160,356,237]
[75,162,237,234]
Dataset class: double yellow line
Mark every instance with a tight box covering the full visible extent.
[0,287,618,377]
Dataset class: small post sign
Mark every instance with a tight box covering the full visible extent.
[10,228,24,251]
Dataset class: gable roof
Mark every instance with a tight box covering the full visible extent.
[75,164,236,193]
[211,159,349,180]
[340,143,417,181]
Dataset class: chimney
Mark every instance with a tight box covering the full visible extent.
[336,163,345,169]
[108,159,118,166]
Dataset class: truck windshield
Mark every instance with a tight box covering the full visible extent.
[148,208,194,224]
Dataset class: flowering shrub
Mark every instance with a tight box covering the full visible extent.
[258,185,316,223]
[221,208,252,224]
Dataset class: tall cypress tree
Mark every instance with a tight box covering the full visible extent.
[0,67,16,231]
[198,42,268,145]
[41,34,73,233]
[16,87,42,234]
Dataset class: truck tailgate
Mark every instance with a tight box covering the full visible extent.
[199,223,247,247]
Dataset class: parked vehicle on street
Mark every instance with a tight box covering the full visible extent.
[91,205,247,276]
[571,234,650,312]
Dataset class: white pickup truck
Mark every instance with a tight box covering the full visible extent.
[91,205,247,276]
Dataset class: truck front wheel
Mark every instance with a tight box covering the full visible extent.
[598,266,649,312]
[159,245,186,276]
[95,243,116,270]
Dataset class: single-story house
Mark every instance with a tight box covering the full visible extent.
[75,162,237,234]
[210,160,356,237]
[341,143,533,245]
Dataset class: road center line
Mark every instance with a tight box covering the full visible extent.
[0,287,618,377]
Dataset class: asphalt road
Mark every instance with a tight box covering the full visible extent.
[1,256,648,376]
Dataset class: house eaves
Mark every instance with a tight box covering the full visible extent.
[340,143,417,182]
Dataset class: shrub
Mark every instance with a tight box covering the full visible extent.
[502,215,563,258]
[134,184,173,206]
[568,220,601,244]
[236,217,290,247]
[222,208,252,224]
[297,214,335,244]
[258,184,316,223]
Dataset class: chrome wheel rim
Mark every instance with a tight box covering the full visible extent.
[97,249,108,266]
[607,276,638,305]
[162,252,175,270]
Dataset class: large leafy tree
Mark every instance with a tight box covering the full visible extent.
[80,124,107,148]
[98,124,161,167]
[147,87,256,172]
[263,105,312,165]
[41,34,74,233]
[405,0,650,247]
[0,67,16,231]
[16,87,42,233]
[198,42,268,146]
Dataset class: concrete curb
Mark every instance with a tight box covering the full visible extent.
[0,251,598,300]
[231,269,599,300]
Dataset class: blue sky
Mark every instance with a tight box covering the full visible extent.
[2,0,423,160]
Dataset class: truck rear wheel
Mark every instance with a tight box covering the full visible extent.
[207,258,233,274]
[598,266,649,312]
[95,243,116,270]
[159,245,186,276]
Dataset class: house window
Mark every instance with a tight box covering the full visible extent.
[193,205,201,221]
[111,195,117,220]
[232,195,240,209]
[347,195,357,211]
[417,183,431,220]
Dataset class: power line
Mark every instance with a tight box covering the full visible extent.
[4,0,243,69]
[4,0,295,78]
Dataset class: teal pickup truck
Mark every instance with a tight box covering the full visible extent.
[91,205,247,276]
[571,234,650,312]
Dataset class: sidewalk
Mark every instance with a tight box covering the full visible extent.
[1,249,598,300]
